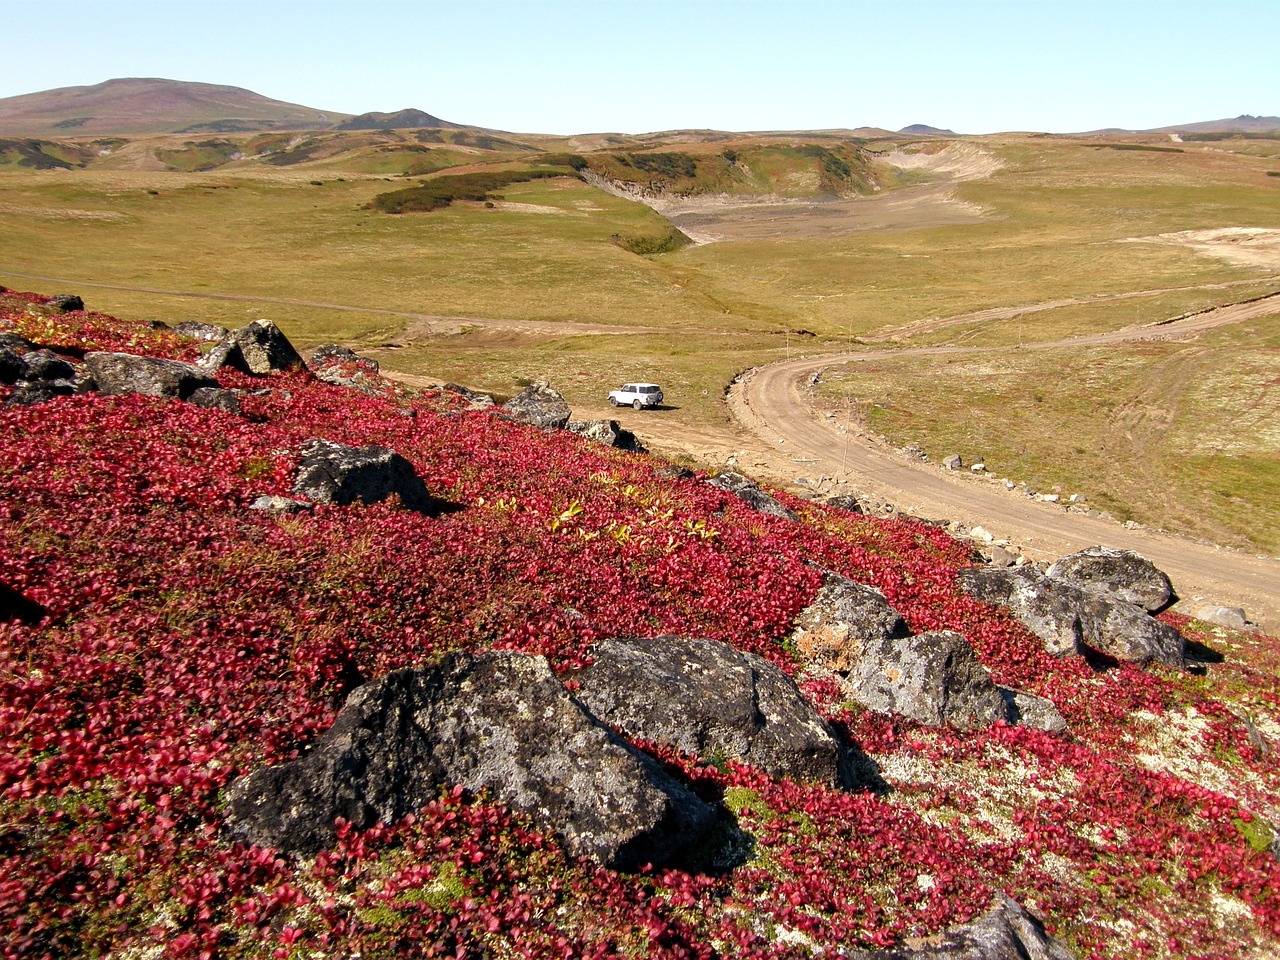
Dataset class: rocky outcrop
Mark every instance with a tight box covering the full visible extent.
[309,345,383,392]
[225,650,715,868]
[790,575,907,674]
[293,439,437,513]
[1046,546,1175,613]
[957,564,1185,668]
[850,630,1009,730]
[566,419,647,453]
[199,319,305,375]
[49,294,84,313]
[858,895,1076,959]
[173,321,230,342]
[500,381,572,429]
[85,351,218,400]
[706,471,798,521]
[573,635,857,789]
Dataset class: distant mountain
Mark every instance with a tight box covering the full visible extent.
[898,123,956,136]
[0,78,351,136]
[1151,114,1280,135]
[334,108,458,131]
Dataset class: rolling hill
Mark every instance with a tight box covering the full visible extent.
[0,77,352,136]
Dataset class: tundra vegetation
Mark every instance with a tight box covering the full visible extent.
[1,126,1277,549]
[0,289,1278,960]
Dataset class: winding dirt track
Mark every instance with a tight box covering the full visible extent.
[727,294,1280,632]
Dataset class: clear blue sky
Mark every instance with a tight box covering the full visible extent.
[2,0,1276,135]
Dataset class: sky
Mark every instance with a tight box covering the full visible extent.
[2,0,1277,135]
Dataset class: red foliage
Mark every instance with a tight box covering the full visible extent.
[1,292,1277,959]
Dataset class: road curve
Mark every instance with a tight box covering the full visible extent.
[729,298,1280,632]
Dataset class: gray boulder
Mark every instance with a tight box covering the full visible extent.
[443,383,496,410]
[1000,689,1068,734]
[706,471,798,521]
[199,319,305,375]
[225,650,715,868]
[566,419,647,453]
[19,349,75,382]
[1195,605,1252,630]
[187,386,243,415]
[310,344,379,373]
[3,380,77,407]
[850,630,1008,730]
[957,565,1184,668]
[858,895,1076,960]
[173,321,231,342]
[84,352,218,399]
[501,381,571,429]
[50,294,84,313]
[790,574,908,674]
[1046,546,1175,613]
[824,494,864,514]
[310,345,383,392]
[294,438,437,513]
[574,635,857,789]
[957,567,1084,658]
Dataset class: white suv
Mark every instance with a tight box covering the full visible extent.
[608,382,663,410]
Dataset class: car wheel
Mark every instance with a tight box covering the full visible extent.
[609,397,619,407]
[633,399,642,410]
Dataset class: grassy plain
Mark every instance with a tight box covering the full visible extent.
[2,129,1279,547]
[818,313,1280,553]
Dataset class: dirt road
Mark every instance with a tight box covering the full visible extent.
[722,296,1280,632]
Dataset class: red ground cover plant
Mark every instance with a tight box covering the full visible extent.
[1,291,1278,959]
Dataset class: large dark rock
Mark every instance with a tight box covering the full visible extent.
[173,320,231,343]
[199,320,305,375]
[791,574,908,674]
[0,582,47,626]
[706,471,798,521]
[857,895,1076,960]
[1,345,28,385]
[187,386,243,415]
[574,635,857,789]
[1046,546,1175,613]
[85,352,218,400]
[500,381,572,429]
[824,494,864,514]
[3,380,77,407]
[225,650,715,868]
[566,419,647,453]
[293,438,436,513]
[850,630,1008,730]
[19,349,76,382]
[957,565,1184,668]
[49,294,84,313]
[310,344,379,372]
